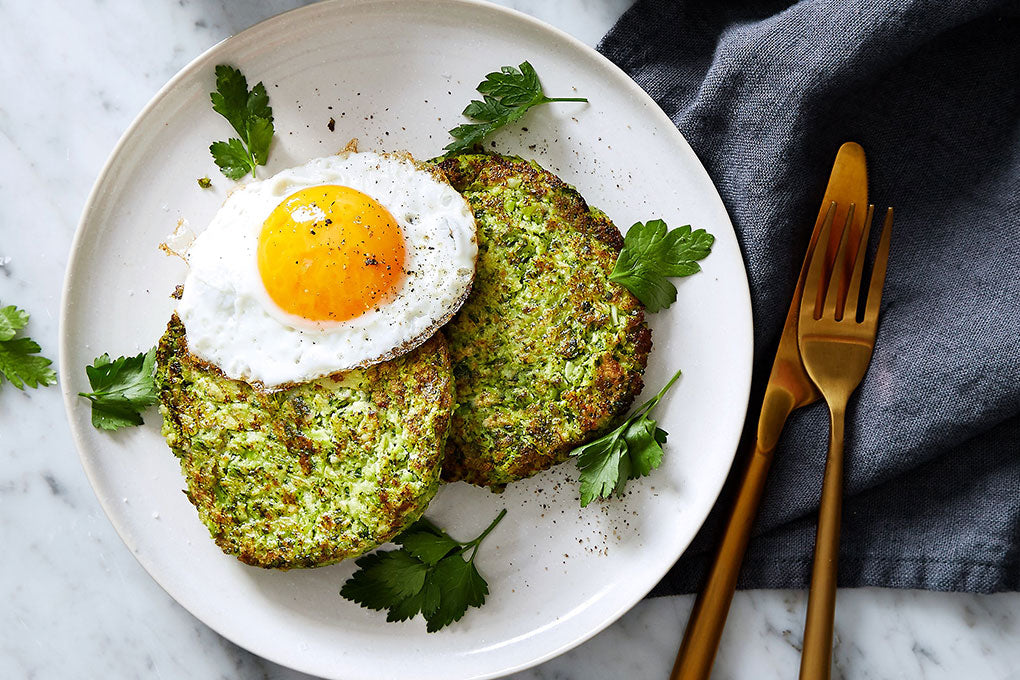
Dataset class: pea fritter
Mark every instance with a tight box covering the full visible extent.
[435,153,652,490]
[155,315,455,569]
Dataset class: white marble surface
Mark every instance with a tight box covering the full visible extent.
[1,1,1017,678]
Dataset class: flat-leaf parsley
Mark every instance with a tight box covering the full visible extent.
[572,369,682,507]
[209,65,275,180]
[341,509,506,632]
[0,304,56,391]
[610,220,714,312]
[79,348,158,430]
[445,61,586,154]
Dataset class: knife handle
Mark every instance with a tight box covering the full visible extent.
[669,435,779,680]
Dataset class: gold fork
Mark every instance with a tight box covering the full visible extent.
[797,202,893,680]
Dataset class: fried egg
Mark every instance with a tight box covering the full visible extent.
[176,151,477,388]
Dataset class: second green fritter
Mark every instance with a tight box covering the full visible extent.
[436,153,652,489]
[155,316,455,569]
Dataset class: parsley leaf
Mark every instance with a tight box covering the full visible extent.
[444,61,586,155]
[0,304,56,391]
[397,521,462,566]
[610,220,715,312]
[575,436,629,505]
[210,139,252,180]
[0,305,30,340]
[340,509,507,632]
[572,369,682,507]
[208,65,274,180]
[210,64,250,138]
[247,117,274,165]
[341,551,429,613]
[78,348,158,430]
[426,555,489,632]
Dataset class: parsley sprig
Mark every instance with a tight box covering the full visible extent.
[341,509,507,632]
[209,65,274,180]
[445,61,587,154]
[78,348,158,430]
[0,304,56,391]
[610,220,715,313]
[572,369,682,507]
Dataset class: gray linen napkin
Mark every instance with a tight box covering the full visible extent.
[598,0,1020,594]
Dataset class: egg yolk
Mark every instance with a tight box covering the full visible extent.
[257,185,405,323]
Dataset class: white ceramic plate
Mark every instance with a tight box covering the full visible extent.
[60,1,753,678]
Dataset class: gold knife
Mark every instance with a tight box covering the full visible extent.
[670,142,868,680]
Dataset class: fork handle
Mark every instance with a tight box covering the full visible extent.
[799,404,846,680]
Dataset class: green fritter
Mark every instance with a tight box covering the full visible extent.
[155,315,455,569]
[435,152,652,490]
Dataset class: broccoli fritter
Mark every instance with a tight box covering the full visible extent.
[155,315,454,569]
[435,153,651,490]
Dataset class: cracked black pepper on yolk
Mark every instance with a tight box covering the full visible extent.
[257,185,405,322]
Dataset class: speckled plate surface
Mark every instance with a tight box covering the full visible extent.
[59,1,752,678]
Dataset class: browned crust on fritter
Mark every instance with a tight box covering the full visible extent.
[434,152,652,489]
[156,314,454,569]
[437,152,626,250]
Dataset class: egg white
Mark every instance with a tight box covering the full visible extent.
[176,151,477,388]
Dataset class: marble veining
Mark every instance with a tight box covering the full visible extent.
[1,1,1017,678]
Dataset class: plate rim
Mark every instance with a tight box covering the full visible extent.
[59,0,754,677]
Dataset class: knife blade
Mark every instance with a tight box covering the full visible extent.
[670,142,868,680]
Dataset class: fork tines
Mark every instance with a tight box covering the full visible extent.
[803,202,893,326]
